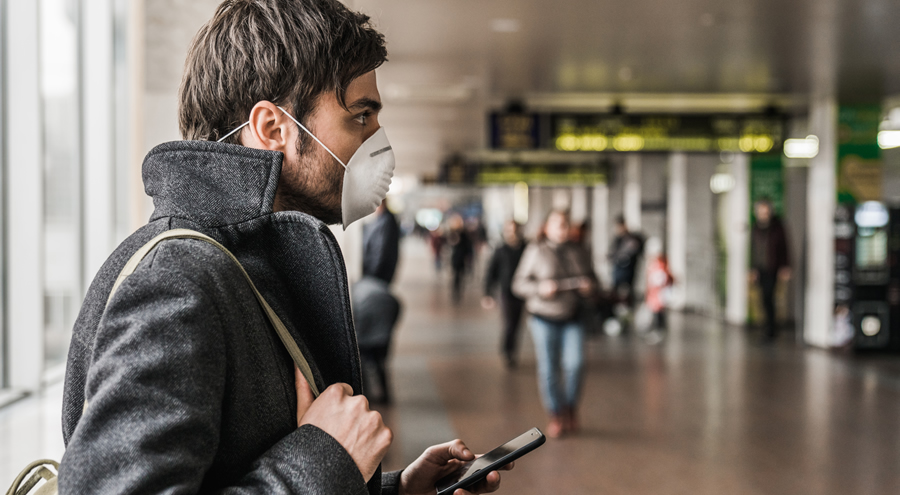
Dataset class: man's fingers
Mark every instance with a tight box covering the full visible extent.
[447,439,475,461]
[426,439,474,463]
[455,470,502,495]
[320,382,355,398]
[295,366,315,426]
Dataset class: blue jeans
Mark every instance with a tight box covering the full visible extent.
[529,315,586,415]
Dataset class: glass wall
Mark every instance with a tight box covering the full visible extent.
[40,0,83,370]
[113,0,133,242]
[0,0,7,389]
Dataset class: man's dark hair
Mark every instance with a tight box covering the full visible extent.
[615,214,626,226]
[179,0,387,145]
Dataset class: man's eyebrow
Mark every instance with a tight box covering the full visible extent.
[348,97,382,112]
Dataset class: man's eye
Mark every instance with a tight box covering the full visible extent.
[354,113,370,126]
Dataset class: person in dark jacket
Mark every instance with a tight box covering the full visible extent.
[363,200,400,285]
[749,198,792,342]
[58,1,510,494]
[482,220,526,368]
[609,215,643,308]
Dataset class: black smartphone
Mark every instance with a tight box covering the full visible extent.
[435,427,546,495]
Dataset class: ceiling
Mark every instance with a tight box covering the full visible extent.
[146,0,900,176]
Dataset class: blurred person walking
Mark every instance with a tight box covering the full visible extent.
[356,199,401,403]
[362,199,400,285]
[749,198,791,342]
[482,220,526,368]
[609,215,643,309]
[352,276,401,404]
[513,210,598,438]
[448,214,473,304]
[643,237,673,343]
[428,228,445,272]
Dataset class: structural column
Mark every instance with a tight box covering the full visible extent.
[592,183,610,285]
[804,97,837,347]
[667,153,687,310]
[725,154,750,325]
[624,153,642,230]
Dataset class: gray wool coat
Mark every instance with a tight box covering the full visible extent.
[59,141,401,494]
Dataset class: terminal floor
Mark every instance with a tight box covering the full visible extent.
[3,238,900,494]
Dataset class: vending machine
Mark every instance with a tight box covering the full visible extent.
[851,202,900,350]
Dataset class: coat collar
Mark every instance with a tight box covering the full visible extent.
[143,140,284,227]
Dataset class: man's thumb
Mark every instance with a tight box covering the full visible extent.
[296,366,315,427]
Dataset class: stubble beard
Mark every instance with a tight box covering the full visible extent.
[275,137,345,225]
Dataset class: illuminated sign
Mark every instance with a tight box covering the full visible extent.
[441,160,607,186]
[551,113,785,153]
[490,113,541,150]
[477,164,606,186]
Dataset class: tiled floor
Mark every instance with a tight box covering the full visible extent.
[4,237,900,494]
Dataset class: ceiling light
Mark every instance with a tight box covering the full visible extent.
[491,18,520,33]
[878,130,900,149]
[784,135,819,158]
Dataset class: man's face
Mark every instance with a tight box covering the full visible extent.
[276,71,383,224]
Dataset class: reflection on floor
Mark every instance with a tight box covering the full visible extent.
[3,237,900,494]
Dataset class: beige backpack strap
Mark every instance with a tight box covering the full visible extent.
[108,228,320,397]
[6,460,58,495]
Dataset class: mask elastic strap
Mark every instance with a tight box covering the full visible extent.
[217,122,249,143]
[278,106,348,170]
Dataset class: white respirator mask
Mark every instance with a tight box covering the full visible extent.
[218,107,395,230]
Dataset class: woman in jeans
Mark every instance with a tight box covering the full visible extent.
[512,210,597,437]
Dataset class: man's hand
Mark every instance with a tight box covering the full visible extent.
[538,280,558,299]
[295,368,392,482]
[399,440,514,495]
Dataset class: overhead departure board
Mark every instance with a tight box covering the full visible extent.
[488,111,786,153]
[550,113,785,153]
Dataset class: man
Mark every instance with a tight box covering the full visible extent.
[362,200,401,285]
[482,220,526,368]
[59,1,509,493]
[749,198,791,342]
[609,215,643,308]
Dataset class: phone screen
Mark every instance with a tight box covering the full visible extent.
[436,428,545,494]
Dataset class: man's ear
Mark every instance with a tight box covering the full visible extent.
[241,101,294,152]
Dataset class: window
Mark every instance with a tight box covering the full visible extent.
[40,0,83,371]
[0,0,7,389]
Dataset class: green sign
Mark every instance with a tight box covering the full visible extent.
[750,153,784,216]
[838,105,882,203]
